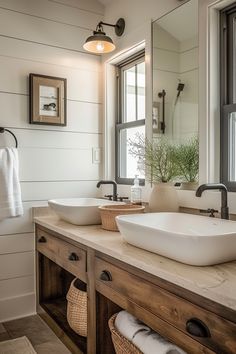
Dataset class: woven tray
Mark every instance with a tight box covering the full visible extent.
[99,204,145,231]
[108,314,143,354]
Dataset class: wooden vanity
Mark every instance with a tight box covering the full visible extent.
[34,218,236,354]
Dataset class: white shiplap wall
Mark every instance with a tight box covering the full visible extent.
[0,0,104,321]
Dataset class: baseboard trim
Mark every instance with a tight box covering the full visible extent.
[0,293,36,322]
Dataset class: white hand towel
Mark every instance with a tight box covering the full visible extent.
[133,330,187,354]
[0,148,23,219]
[115,311,150,342]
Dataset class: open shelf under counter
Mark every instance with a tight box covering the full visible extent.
[37,251,87,354]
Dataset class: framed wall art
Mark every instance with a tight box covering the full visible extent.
[29,73,67,126]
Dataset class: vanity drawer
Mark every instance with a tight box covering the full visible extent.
[95,257,236,354]
[36,228,86,283]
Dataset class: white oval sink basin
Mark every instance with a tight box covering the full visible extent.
[48,198,123,225]
[116,212,236,266]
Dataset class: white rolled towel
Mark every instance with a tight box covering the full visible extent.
[115,311,150,342]
[133,330,187,354]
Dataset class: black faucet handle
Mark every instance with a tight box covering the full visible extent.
[200,208,218,217]
[118,196,129,202]
[104,194,113,201]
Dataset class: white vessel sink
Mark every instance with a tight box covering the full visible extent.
[48,198,123,225]
[116,212,236,266]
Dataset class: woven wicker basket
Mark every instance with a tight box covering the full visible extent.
[66,278,87,337]
[99,204,145,231]
[109,314,143,354]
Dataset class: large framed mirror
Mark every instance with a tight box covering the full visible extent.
[152,0,199,188]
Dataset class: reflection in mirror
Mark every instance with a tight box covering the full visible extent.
[152,0,198,142]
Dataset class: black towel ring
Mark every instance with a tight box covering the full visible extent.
[0,127,18,148]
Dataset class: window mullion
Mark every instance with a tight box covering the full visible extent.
[135,64,138,121]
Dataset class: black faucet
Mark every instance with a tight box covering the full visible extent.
[195,183,229,220]
[96,180,118,201]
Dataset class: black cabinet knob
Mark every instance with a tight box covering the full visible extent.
[38,236,47,243]
[186,318,211,338]
[68,252,79,261]
[100,270,112,281]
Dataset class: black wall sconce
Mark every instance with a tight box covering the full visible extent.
[83,18,125,54]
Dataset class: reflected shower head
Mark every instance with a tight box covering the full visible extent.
[176,82,185,99]
[177,83,185,92]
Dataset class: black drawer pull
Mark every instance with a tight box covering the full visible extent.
[186,318,211,338]
[100,270,112,282]
[38,236,47,243]
[68,252,79,261]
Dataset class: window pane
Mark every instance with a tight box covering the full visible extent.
[119,125,145,179]
[229,112,236,180]
[124,66,136,122]
[137,62,145,120]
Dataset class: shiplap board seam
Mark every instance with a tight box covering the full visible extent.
[48,0,104,16]
[0,36,101,72]
[19,147,92,151]
[153,68,179,75]
[0,231,32,237]
[68,98,102,104]
[0,232,34,237]
[0,56,102,102]
[0,292,35,300]
[153,46,179,54]
[2,127,103,136]
[0,52,101,75]
[0,275,34,282]
[153,45,199,54]
[180,67,199,74]
[0,90,102,105]
[0,6,94,31]
[180,46,199,54]
[0,53,102,73]
[154,67,199,75]
[0,7,95,51]
[20,179,99,183]
[0,90,27,97]
[0,33,100,57]
[0,233,35,238]
[0,250,33,256]
[0,275,34,280]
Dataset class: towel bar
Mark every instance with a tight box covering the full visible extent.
[0,127,18,148]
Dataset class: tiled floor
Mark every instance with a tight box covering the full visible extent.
[0,315,71,353]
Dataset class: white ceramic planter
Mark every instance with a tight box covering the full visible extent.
[149,183,179,212]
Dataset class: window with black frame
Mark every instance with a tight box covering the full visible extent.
[115,51,145,184]
[221,4,236,191]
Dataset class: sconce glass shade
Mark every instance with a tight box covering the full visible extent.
[83,31,116,54]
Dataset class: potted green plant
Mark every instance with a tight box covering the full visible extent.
[129,134,179,212]
[173,136,199,190]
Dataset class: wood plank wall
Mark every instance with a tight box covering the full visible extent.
[0,0,104,321]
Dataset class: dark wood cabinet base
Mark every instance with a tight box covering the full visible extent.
[35,224,236,354]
